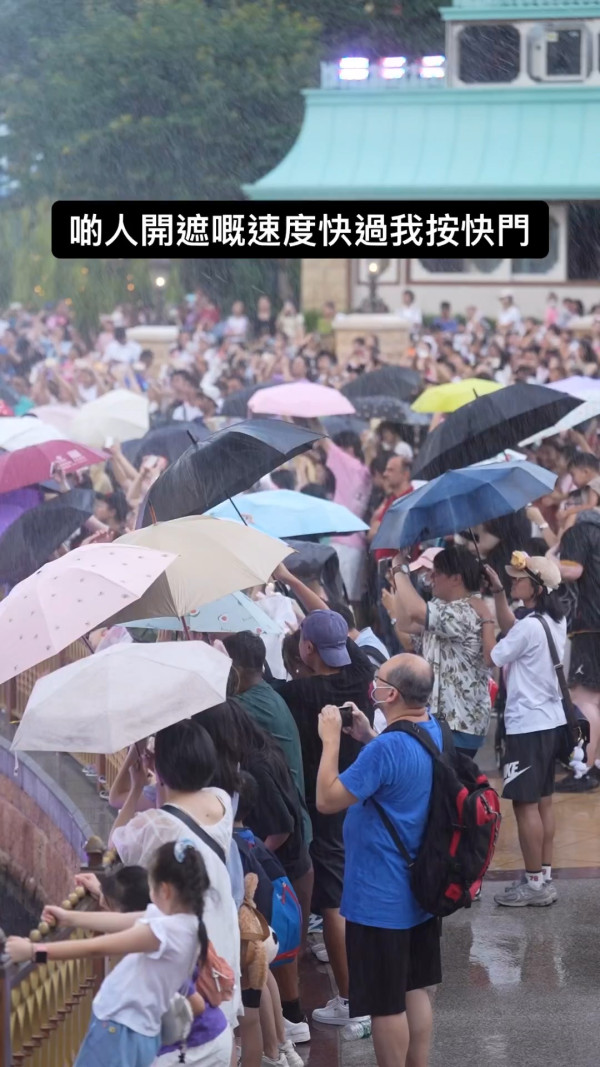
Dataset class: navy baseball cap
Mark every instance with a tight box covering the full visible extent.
[301,610,351,668]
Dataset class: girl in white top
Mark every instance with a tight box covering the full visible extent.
[109,719,242,1026]
[6,841,207,1067]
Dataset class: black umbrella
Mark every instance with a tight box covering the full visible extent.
[320,415,369,436]
[220,382,279,418]
[139,419,325,525]
[133,420,211,467]
[0,488,96,585]
[283,539,345,603]
[413,384,582,480]
[352,395,431,424]
[342,366,422,403]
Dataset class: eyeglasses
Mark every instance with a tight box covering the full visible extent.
[369,676,398,699]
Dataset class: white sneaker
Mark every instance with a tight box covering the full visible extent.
[283,1017,311,1044]
[261,1055,287,1067]
[279,1039,304,1067]
[310,941,329,963]
[312,995,369,1027]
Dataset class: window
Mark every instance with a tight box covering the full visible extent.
[419,258,504,274]
[546,29,581,77]
[568,203,600,280]
[458,25,521,83]
[512,217,560,274]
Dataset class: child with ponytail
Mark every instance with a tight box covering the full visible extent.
[6,841,210,1067]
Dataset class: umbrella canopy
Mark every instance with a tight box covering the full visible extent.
[29,405,79,436]
[70,390,150,448]
[133,420,211,467]
[0,417,62,451]
[320,415,369,437]
[0,544,177,685]
[341,366,422,403]
[519,399,600,447]
[104,515,293,626]
[372,460,557,550]
[128,591,282,637]
[249,382,355,418]
[0,440,106,494]
[0,488,41,537]
[140,418,324,525]
[546,377,600,402]
[352,395,430,424]
[411,379,503,413]
[413,384,581,480]
[209,489,368,538]
[0,488,97,585]
[220,382,279,418]
[11,641,231,755]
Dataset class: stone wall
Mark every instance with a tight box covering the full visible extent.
[0,739,91,907]
[301,259,350,313]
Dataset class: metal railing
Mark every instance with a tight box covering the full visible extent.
[0,889,103,1067]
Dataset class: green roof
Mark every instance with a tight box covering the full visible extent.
[441,0,600,21]
[245,86,600,201]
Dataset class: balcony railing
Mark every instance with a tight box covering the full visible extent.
[0,890,103,1067]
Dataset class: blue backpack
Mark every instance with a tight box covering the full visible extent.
[234,829,302,967]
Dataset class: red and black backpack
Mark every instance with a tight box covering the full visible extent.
[372,719,501,918]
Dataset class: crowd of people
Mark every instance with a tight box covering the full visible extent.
[3,282,600,1067]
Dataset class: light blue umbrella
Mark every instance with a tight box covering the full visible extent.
[372,460,557,550]
[208,489,368,538]
[127,591,282,635]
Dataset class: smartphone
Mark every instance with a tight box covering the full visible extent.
[378,558,392,583]
[339,703,354,729]
[104,436,114,449]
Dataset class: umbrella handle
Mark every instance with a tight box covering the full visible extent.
[228,497,249,526]
[468,527,483,565]
[180,616,192,640]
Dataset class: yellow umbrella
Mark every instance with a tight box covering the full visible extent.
[103,516,294,626]
[411,379,503,414]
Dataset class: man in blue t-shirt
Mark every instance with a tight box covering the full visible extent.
[315,653,442,1067]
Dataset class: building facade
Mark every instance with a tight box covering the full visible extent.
[246,0,600,318]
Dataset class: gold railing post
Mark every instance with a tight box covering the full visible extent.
[0,928,11,1067]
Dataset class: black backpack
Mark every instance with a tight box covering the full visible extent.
[371,719,501,917]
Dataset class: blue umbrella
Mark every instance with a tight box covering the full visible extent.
[127,591,282,636]
[372,461,557,550]
[208,489,368,539]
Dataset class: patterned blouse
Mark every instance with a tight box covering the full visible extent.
[422,597,490,736]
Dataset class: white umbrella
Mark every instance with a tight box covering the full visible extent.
[0,417,62,451]
[70,390,150,448]
[104,515,294,625]
[519,400,600,447]
[11,641,231,754]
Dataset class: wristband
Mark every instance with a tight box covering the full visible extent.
[32,947,48,964]
[392,565,410,577]
[492,588,505,596]
[538,523,549,531]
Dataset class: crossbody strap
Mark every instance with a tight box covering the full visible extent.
[371,719,444,867]
[162,803,227,867]
[532,614,575,718]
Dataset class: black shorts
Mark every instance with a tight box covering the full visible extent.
[501,728,559,803]
[308,807,345,912]
[346,918,442,1018]
[568,632,600,690]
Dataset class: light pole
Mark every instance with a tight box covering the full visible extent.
[148,259,171,324]
[367,258,390,312]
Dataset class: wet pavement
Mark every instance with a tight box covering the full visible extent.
[333,878,600,1067]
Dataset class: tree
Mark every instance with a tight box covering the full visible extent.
[283,0,445,58]
[0,0,320,203]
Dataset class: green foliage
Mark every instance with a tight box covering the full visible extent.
[0,0,320,203]
[282,0,445,58]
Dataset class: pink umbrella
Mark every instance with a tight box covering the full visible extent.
[30,405,78,436]
[248,382,356,418]
[0,440,107,494]
[0,542,178,685]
